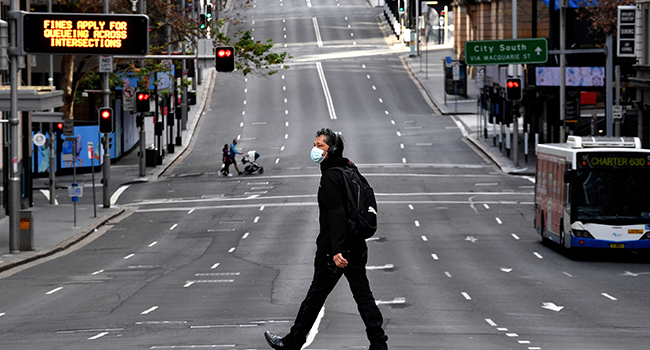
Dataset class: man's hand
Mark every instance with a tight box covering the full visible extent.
[333,253,348,268]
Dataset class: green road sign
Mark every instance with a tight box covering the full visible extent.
[465,38,548,66]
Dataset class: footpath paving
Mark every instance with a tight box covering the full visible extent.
[0,68,215,273]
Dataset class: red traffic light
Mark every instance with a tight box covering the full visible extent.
[100,109,112,119]
[217,48,232,58]
[137,92,150,101]
[507,80,519,89]
[56,122,64,130]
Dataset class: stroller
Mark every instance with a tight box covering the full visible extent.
[242,150,264,175]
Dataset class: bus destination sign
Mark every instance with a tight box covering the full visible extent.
[22,13,149,55]
[579,153,650,169]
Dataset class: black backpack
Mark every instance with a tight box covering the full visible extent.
[329,162,378,239]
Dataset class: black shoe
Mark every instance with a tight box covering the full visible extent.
[238,171,244,175]
[264,331,287,350]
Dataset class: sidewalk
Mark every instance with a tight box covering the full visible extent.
[0,68,215,273]
[404,43,537,176]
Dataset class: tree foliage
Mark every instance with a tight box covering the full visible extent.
[579,0,635,36]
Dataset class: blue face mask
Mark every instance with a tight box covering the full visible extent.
[310,146,327,163]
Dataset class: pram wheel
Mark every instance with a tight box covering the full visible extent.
[258,167,264,174]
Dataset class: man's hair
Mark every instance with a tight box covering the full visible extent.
[316,128,344,158]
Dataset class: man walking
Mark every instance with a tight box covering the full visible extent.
[264,128,388,350]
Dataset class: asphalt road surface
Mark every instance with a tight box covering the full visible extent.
[2,0,650,349]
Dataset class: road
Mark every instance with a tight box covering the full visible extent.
[2,0,650,349]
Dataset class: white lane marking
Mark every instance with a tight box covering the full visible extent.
[111,185,130,206]
[260,206,265,211]
[475,183,498,186]
[366,264,394,270]
[0,313,5,317]
[495,217,503,224]
[506,333,519,337]
[602,293,618,301]
[375,297,406,305]
[461,292,471,300]
[183,281,195,288]
[304,306,325,348]
[366,74,371,79]
[170,224,178,230]
[188,208,195,214]
[46,287,63,295]
[484,204,490,209]
[431,254,439,260]
[39,189,59,205]
[141,306,159,315]
[149,241,158,247]
[91,270,104,275]
[372,85,377,90]
[414,220,420,227]
[228,247,236,253]
[88,332,109,340]
[378,98,383,103]
[533,252,544,259]
[391,120,395,124]
[444,271,452,278]
[254,216,260,223]
[275,158,280,164]
[316,62,336,120]
[385,110,389,115]
[312,17,322,47]
[242,232,250,239]
[421,236,428,241]
[485,319,497,327]
[211,263,220,269]
[284,133,288,139]
[497,328,508,331]
[396,131,401,137]
[501,268,513,273]
[408,205,414,210]
[400,143,404,149]
[563,271,573,277]
[402,158,407,164]
[306,0,312,7]
[511,233,520,240]
[542,302,564,312]
[465,236,478,243]
[519,340,531,344]
[124,254,135,260]
[450,115,469,137]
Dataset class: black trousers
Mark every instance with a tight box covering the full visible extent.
[282,252,388,350]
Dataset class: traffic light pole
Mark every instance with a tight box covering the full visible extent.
[7,0,20,253]
[102,0,111,208]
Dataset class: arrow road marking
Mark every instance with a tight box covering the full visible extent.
[622,271,650,277]
[465,236,478,243]
[500,268,513,273]
[541,302,564,312]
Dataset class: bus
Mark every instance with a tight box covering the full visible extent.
[534,136,650,249]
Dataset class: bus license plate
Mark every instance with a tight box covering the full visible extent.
[610,243,625,249]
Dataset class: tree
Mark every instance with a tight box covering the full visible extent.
[579,0,635,36]
[53,0,290,119]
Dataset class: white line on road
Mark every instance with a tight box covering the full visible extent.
[414,220,420,227]
[124,254,135,260]
[533,252,544,259]
[485,319,497,327]
[312,17,322,47]
[46,287,63,295]
[431,254,438,260]
[304,307,325,348]
[376,297,406,305]
[602,293,618,301]
[254,216,260,223]
[149,241,158,247]
[169,224,178,230]
[91,270,104,275]
[111,185,130,206]
[366,264,394,270]
[563,271,573,277]
[242,232,250,239]
[408,205,414,210]
[228,247,236,253]
[188,208,195,214]
[141,306,159,315]
[0,313,5,317]
[461,292,471,300]
[511,233,520,240]
[88,332,109,340]
[211,263,220,269]
[495,217,503,224]
[316,62,336,119]
[444,271,452,278]
[421,235,428,241]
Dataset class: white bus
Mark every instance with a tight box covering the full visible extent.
[535,136,650,249]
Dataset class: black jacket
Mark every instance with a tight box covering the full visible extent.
[316,157,368,257]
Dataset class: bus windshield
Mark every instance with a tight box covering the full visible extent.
[574,169,650,224]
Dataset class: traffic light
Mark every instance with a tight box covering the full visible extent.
[136,91,150,112]
[215,46,235,72]
[206,4,212,20]
[99,107,114,133]
[506,77,523,101]
[200,14,206,29]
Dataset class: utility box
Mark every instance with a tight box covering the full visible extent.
[19,210,34,251]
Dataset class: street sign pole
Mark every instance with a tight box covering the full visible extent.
[7,0,21,253]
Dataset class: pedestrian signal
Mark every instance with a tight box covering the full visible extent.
[99,107,114,133]
[506,78,523,101]
[215,46,235,72]
[136,91,151,112]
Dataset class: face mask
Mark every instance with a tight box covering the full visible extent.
[310,147,327,163]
